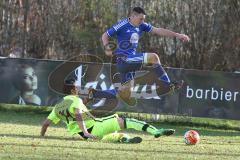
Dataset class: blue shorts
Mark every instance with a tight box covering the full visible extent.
[115,53,145,84]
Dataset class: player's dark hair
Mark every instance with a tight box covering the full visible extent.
[132,7,146,15]
[63,79,76,94]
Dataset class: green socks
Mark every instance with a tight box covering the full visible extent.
[124,118,158,135]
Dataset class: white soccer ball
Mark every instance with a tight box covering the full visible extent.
[184,130,200,145]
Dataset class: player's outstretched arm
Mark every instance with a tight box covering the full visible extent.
[40,118,51,137]
[151,27,190,42]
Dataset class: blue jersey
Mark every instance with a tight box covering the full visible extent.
[107,18,153,55]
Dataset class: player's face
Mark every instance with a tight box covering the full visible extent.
[133,13,146,26]
[20,67,38,91]
[71,83,79,95]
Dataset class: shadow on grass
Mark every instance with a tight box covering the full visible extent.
[125,126,240,137]
[151,124,240,137]
[1,110,239,138]
[1,111,239,138]
[1,141,240,158]
[0,133,83,141]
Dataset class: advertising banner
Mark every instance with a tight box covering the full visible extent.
[0,58,239,120]
[179,69,240,120]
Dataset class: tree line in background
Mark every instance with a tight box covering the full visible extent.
[0,0,239,71]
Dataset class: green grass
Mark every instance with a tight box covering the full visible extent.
[0,110,240,160]
[1,103,240,131]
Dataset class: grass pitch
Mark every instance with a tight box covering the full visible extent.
[0,110,240,160]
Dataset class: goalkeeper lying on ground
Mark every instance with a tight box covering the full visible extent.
[40,79,175,143]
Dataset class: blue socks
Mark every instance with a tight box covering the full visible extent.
[92,64,170,99]
[153,64,170,84]
[92,89,118,99]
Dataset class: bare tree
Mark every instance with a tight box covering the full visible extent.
[0,0,239,71]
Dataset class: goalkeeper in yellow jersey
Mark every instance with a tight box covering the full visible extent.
[40,79,175,143]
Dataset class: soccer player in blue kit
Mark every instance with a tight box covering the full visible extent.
[90,7,190,106]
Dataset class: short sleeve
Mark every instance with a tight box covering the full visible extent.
[47,109,60,124]
[69,97,88,114]
[106,27,117,37]
[106,19,128,37]
[141,22,153,32]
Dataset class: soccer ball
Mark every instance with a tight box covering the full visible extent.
[184,130,200,145]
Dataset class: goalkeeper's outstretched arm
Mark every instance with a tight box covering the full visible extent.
[41,119,51,136]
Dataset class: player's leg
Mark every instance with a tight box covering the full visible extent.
[101,132,142,143]
[88,53,143,100]
[145,53,170,84]
[118,79,137,106]
[110,53,144,105]
[101,132,129,143]
[88,78,132,99]
[91,114,141,143]
[119,117,175,138]
[88,88,118,99]
[88,76,136,106]
[144,53,183,89]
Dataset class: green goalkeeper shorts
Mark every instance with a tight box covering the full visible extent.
[91,114,121,139]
